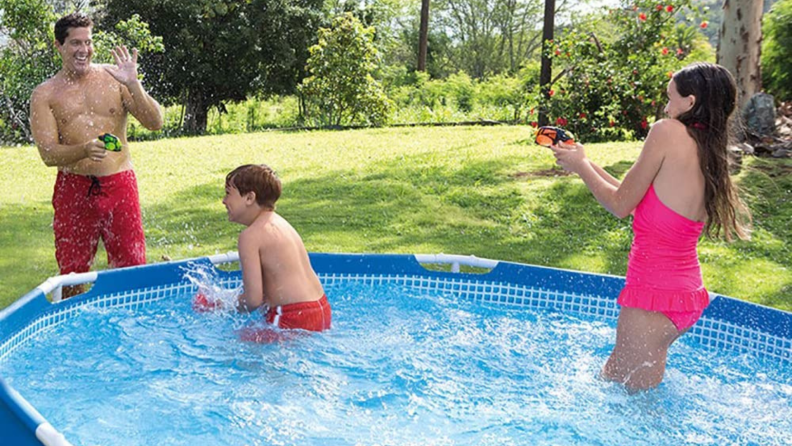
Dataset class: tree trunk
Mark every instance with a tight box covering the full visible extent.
[418,0,431,72]
[538,0,556,127]
[184,89,209,134]
[717,0,763,110]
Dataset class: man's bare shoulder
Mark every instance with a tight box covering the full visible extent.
[31,77,60,101]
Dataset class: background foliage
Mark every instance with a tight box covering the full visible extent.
[539,0,713,142]
[0,0,162,142]
[98,0,324,134]
[0,0,788,142]
[762,0,792,101]
[299,13,391,127]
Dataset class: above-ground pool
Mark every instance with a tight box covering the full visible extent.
[1,253,790,446]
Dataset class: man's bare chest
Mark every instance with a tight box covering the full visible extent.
[50,82,124,125]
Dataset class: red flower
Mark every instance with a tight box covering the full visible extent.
[667,71,674,78]
[656,4,663,11]
[556,117,568,126]
[700,22,708,29]
[555,49,561,56]
[548,89,555,97]
[609,120,616,127]
[676,48,684,55]
[530,121,538,128]
[661,47,669,55]
[666,5,674,12]
[639,13,647,21]
[579,112,587,119]
[640,119,648,129]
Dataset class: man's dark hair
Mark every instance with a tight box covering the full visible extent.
[54,13,93,45]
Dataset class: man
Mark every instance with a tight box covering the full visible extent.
[30,13,163,298]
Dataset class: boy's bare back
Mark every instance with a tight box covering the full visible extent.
[239,211,324,309]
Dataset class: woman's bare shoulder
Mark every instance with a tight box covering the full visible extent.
[649,118,688,135]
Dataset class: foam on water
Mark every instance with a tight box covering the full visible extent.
[1,282,790,446]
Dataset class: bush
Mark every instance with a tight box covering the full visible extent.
[539,0,711,142]
[299,13,392,127]
[762,0,792,101]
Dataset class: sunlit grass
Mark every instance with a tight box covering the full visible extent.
[1,125,789,311]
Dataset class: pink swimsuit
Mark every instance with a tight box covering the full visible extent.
[618,184,709,331]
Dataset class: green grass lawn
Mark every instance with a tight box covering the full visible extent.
[1,125,790,311]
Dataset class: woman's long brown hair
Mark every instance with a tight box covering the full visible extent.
[673,62,751,241]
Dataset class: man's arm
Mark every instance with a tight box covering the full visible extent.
[122,78,163,131]
[30,86,107,167]
[105,46,163,131]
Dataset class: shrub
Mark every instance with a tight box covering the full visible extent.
[299,13,392,127]
[762,0,792,101]
[539,0,711,142]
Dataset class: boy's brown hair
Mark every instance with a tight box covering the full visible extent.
[225,164,282,210]
[55,13,93,45]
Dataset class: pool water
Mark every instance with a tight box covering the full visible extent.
[1,281,790,446]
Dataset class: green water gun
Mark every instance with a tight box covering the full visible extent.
[98,133,122,152]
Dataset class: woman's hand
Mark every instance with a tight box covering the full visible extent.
[549,141,588,174]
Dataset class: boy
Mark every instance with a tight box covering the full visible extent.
[200,164,331,335]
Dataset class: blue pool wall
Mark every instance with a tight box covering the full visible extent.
[1,253,791,446]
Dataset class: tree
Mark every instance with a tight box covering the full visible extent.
[299,13,391,127]
[433,0,546,79]
[0,0,57,143]
[762,0,792,100]
[418,0,430,71]
[538,0,556,127]
[100,0,323,134]
[717,0,764,109]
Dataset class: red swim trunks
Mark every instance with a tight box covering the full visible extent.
[238,295,332,343]
[52,170,146,276]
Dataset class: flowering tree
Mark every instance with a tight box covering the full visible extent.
[535,0,711,142]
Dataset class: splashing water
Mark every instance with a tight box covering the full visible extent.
[181,261,241,312]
